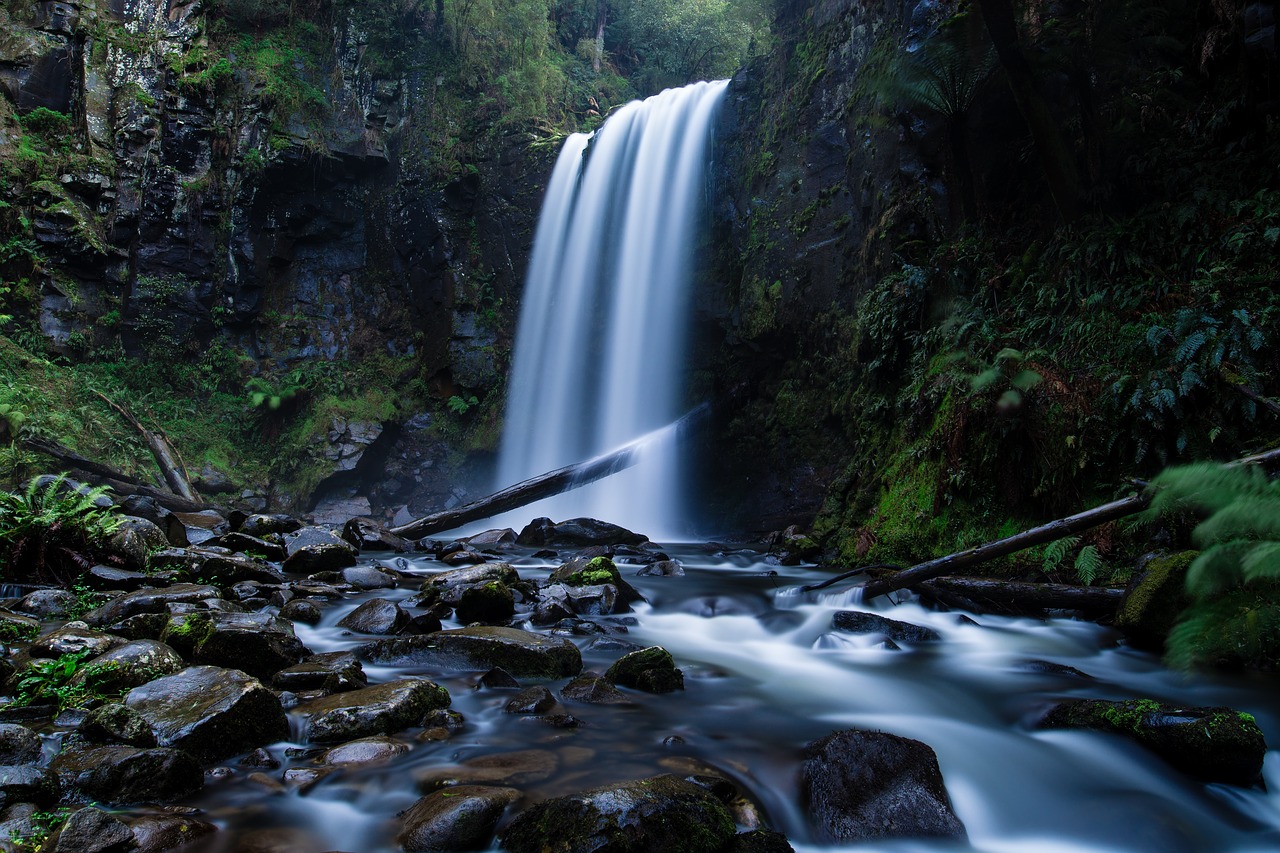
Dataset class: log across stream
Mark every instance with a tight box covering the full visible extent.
[129,543,1279,852]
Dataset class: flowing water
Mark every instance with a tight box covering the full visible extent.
[178,544,1280,852]
[491,81,728,541]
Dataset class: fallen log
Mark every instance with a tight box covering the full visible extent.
[917,577,1122,617]
[857,444,1280,601]
[391,405,711,540]
[94,391,198,501]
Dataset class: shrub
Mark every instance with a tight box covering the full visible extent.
[0,474,123,584]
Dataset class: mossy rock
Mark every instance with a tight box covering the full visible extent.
[357,627,582,679]
[456,581,515,624]
[604,646,684,693]
[498,774,736,853]
[1037,698,1266,785]
[550,556,644,604]
[300,678,451,742]
[1116,551,1195,652]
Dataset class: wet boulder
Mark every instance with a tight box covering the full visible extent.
[0,765,59,807]
[419,563,521,610]
[239,514,303,538]
[636,559,685,577]
[1036,698,1267,785]
[398,785,520,853]
[516,517,648,547]
[725,829,796,852]
[560,674,632,706]
[209,531,288,561]
[282,527,359,573]
[46,805,133,853]
[337,598,411,635]
[182,549,286,586]
[77,703,156,748]
[0,725,42,765]
[13,589,78,619]
[106,517,171,569]
[49,744,201,804]
[799,728,966,842]
[124,666,288,762]
[320,736,411,767]
[342,517,412,552]
[831,612,941,644]
[300,678,450,742]
[160,611,309,678]
[340,565,400,589]
[127,814,218,852]
[272,651,367,695]
[499,774,736,853]
[465,528,518,548]
[456,580,516,624]
[357,627,582,679]
[604,646,684,693]
[550,556,644,604]
[504,686,557,715]
[1115,551,1195,652]
[83,584,222,628]
[84,565,155,591]
[279,598,324,625]
[68,639,185,693]
[29,622,125,659]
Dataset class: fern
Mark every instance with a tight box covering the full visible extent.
[0,474,122,583]
[1074,545,1105,586]
[1042,535,1080,571]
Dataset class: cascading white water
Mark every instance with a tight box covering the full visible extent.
[493,80,728,541]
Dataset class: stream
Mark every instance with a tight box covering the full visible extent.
[177,544,1280,852]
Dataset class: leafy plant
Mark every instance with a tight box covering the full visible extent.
[6,807,72,853]
[5,649,120,711]
[246,371,307,412]
[1146,461,1280,669]
[0,474,123,584]
[447,394,479,415]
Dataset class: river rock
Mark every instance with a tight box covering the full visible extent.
[29,622,125,659]
[636,559,685,577]
[208,531,287,561]
[49,744,200,804]
[605,646,684,693]
[106,517,171,569]
[279,598,324,625]
[300,678,450,742]
[0,765,59,807]
[504,685,557,715]
[517,517,649,547]
[550,555,644,604]
[337,598,410,635]
[282,526,359,573]
[77,703,156,747]
[725,829,796,852]
[419,563,520,602]
[465,528,518,548]
[357,627,582,679]
[799,728,966,842]
[455,580,516,624]
[831,612,941,643]
[125,666,288,762]
[183,549,287,586]
[272,651,367,695]
[561,673,632,705]
[84,565,154,591]
[0,726,41,765]
[1115,551,1195,652]
[84,584,222,627]
[397,785,520,853]
[342,517,412,552]
[417,749,560,789]
[238,514,303,538]
[499,774,736,853]
[69,639,185,693]
[340,565,399,589]
[320,735,411,767]
[127,813,218,852]
[160,611,309,678]
[1036,698,1267,784]
[47,806,133,853]
[13,589,78,618]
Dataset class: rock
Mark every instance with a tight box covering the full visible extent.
[320,736,411,767]
[504,686,557,715]
[799,728,967,842]
[342,517,412,552]
[397,785,520,853]
[48,806,133,853]
[69,640,185,693]
[477,667,521,690]
[636,559,685,577]
[455,580,516,624]
[128,813,218,852]
[300,678,450,742]
[209,532,287,561]
[1036,699,1267,785]
[183,550,286,586]
[337,598,410,635]
[49,745,200,804]
[282,527,359,573]
[311,496,374,527]
[560,674,632,705]
[29,622,125,659]
[77,703,156,748]
[0,765,59,807]
[416,749,559,789]
[419,563,520,605]
[1115,551,1195,652]
[499,774,736,853]
[272,652,367,695]
[725,829,796,852]
[831,611,941,643]
[13,589,78,618]
[84,584,222,628]
[238,515,301,538]
[0,610,40,644]
[279,598,324,625]
[357,627,582,679]
[85,565,155,591]
[160,611,309,678]
[516,517,649,547]
[550,556,644,604]
[340,565,399,589]
[125,666,289,762]
[106,517,171,569]
[0,726,41,765]
[604,646,684,693]
[465,528,518,548]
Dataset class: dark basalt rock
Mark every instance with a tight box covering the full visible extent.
[342,517,412,552]
[69,639,185,693]
[357,627,582,679]
[799,728,967,842]
[725,829,796,852]
[282,526,359,573]
[125,666,288,762]
[0,725,42,765]
[604,646,684,693]
[49,744,200,805]
[504,685,556,715]
[272,651,367,694]
[455,580,516,624]
[340,565,399,589]
[84,584,222,628]
[1115,551,1195,652]
[13,589,78,618]
[300,678,450,742]
[1036,698,1267,785]
[419,563,520,603]
[831,611,941,644]
[636,559,685,577]
[398,785,520,853]
[516,517,649,548]
[560,674,632,705]
[29,622,125,659]
[320,736,411,767]
[499,774,736,853]
[279,598,324,625]
[161,610,309,678]
[337,598,410,635]
[84,565,154,591]
[77,703,157,748]
[238,514,303,538]
[47,805,134,853]
[127,813,218,852]
[209,532,288,561]
[182,549,287,586]
[0,765,60,807]
[106,517,171,569]
[550,555,644,604]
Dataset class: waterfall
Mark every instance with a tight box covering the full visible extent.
[493,80,728,541]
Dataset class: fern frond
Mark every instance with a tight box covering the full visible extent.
[1193,497,1280,545]
[1240,542,1280,584]
[1075,545,1104,586]
[1175,331,1206,363]
[1166,591,1280,670]
[1185,541,1253,598]
[1043,535,1080,570]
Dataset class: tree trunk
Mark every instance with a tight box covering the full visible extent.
[94,392,198,501]
[918,576,1122,617]
[19,435,215,512]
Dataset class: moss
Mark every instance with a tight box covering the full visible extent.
[1115,551,1196,651]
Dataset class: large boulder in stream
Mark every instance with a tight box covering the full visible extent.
[499,774,736,853]
[1114,551,1195,652]
[831,611,941,644]
[282,526,359,573]
[604,646,684,693]
[299,678,450,742]
[1036,698,1267,784]
[49,744,202,804]
[398,785,521,852]
[124,666,288,762]
[418,562,521,623]
[799,728,967,842]
[516,517,648,548]
[160,610,309,678]
[83,584,222,628]
[356,627,582,679]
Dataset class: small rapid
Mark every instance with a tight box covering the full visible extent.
[183,545,1280,852]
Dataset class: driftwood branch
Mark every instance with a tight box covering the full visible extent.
[93,391,198,501]
[917,577,1122,617]
[391,405,711,540]
[856,444,1280,601]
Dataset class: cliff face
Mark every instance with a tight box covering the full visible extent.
[0,0,549,517]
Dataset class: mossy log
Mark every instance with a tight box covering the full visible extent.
[917,577,1122,617]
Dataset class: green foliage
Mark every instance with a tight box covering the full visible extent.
[0,474,122,582]
[868,11,995,120]
[6,807,72,853]
[1146,462,1280,669]
[6,649,126,711]
[447,394,479,415]
[246,370,307,413]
